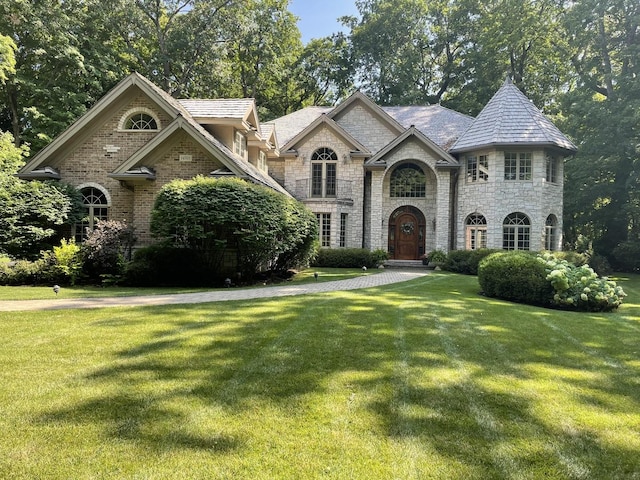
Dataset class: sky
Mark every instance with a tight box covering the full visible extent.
[288,0,359,44]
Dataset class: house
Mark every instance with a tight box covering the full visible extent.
[18,73,577,259]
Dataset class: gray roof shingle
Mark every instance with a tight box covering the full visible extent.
[450,78,577,153]
[178,99,255,119]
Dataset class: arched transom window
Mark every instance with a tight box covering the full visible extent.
[119,108,160,131]
[311,147,337,197]
[465,213,487,250]
[75,186,109,242]
[390,163,426,198]
[503,212,530,250]
[125,112,158,130]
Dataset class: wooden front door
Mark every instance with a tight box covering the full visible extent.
[394,212,419,259]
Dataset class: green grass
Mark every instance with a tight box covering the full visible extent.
[1,273,639,479]
[0,268,376,301]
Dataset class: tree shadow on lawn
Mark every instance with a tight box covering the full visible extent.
[37,275,640,475]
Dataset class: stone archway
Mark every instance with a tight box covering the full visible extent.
[388,206,426,260]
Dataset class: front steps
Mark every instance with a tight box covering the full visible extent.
[383,259,430,269]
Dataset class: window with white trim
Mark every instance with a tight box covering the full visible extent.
[546,155,559,183]
[503,212,530,250]
[234,131,247,158]
[339,213,348,247]
[465,213,487,250]
[504,152,532,181]
[311,148,337,198]
[316,213,331,247]
[466,155,489,182]
[124,112,158,130]
[258,151,267,172]
[75,187,109,243]
[545,214,558,251]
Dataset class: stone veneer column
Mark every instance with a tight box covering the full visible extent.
[369,170,385,251]
[435,170,451,251]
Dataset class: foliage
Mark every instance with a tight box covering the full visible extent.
[125,245,215,287]
[478,251,553,306]
[151,176,318,280]
[425,249,447,264]
[81,220,136,283]
[311,248,387,269]
[611,241,640,273]
[443,249,501,275]
[539,253,625,312]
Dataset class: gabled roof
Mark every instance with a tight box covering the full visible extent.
[450,77,577,154]
[365,126,459,170]
[281,114,371,155]
[328,91,406,134]
[18,72,288,195]
[18,72,186,176]
[110,116,290,196]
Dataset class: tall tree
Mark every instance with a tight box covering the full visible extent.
[0,0,123,150]
[560,0,640,252]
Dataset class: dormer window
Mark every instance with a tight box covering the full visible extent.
[234,131,247,158]
[258,151,267,172]
[118,108,160,131]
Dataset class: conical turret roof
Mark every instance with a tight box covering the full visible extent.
[450,78,577,154]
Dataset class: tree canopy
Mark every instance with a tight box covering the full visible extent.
[0,0,637,257]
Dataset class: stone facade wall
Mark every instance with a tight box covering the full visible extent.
[455,148,564,251]
[333,104,398,153]
[283,125,365,248]
[372,139,445,254]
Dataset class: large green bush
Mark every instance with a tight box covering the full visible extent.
[150,177,318,280]
[312,248,388,268]
[444,249,500,275]
[611,241,640,272]
[478,252,553,306]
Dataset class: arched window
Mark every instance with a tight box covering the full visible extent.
[119,108,160,131]
[75,186,109,242]
[503,212,530,250]
[125,112,157,130]
[465,213,487,250]
[545,214,558,251]
[311,147,337,197]
[390,163,426,197]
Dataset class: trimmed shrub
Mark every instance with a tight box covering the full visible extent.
[444,249,500,275]
[611,241,640,272]
[125,245,215,287]
[151,177,318,280]
[540,253,626,312]
[312,248,388,268]
[478,251,553,306]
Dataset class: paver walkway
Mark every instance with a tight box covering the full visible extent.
[0,270,429,312]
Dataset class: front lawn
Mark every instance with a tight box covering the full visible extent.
[0,268,376,301]
[1,273,638,479]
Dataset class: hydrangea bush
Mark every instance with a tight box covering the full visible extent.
[539,253,626,312]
